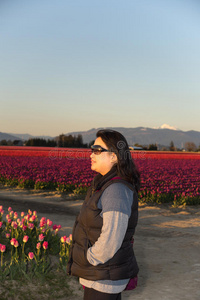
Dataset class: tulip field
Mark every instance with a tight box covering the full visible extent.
[0,147,200,291]
[0,146,200,205]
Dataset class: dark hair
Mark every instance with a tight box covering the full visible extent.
[96,129,140,192]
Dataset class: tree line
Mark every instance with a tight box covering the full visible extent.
[0,134,89,148]
[133,141,200,152]
[0,136,199,151]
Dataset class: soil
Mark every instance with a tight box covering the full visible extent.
[0,187,200,300]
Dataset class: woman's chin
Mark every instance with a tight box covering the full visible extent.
[91,163,95,171]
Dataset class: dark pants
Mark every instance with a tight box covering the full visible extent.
[83,287,122,300]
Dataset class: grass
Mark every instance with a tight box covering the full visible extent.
[0,268,81,300]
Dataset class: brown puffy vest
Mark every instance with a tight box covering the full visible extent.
[67,177,139,281]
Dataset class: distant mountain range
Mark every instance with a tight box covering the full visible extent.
[66,127,200,149]
[0,133,53,141]
[1,125,200,149]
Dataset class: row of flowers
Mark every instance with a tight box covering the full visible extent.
[0,146,200,205]
[1,146,200,160]
[0,156,93,193]
[0,205,72,279]
[0,155,200,204]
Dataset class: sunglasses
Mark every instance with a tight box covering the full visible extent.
[91,145,110,155]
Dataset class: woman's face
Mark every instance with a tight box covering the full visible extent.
[90,137,117,175]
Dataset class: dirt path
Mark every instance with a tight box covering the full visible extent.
[0,187,200,300]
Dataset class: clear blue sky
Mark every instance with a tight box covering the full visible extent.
[1,0,200,136]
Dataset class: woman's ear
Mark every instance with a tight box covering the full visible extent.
[111,153,118,164]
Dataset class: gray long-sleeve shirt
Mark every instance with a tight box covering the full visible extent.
[80,183,134,294]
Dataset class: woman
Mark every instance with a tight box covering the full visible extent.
[67,129,140,300]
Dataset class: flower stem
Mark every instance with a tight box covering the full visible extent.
[1,252,3,267]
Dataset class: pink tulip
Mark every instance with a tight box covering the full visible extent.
[14,240,19,248]
[30,215,36,222]
[21,212,25,217]
[28,252,34,260]
[0,222,2,228]
[66,237,70,244]
[33,211,37,216]
[53,224,61,233]
[23,235,29,243]
[11,221,18,229]
[36,242,41,250]
[28,209,32,215]
[28,223,34,230]
[42,241,48,250]
[52,224,57,230]
[47,219,53,227]
[6,233,10,238]
[10,238,16,246]
[61,236,67,243]
[25,214,30,221]
[22,225,27,231]
[0,245,6,253]
[39,234,45,242]
[8,207,12,212]
[18,221,23,227]
[40,217,47,228]
[14,212,18,219]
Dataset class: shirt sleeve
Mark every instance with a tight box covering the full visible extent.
[98,183,134,218]
[87,211,129,266]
